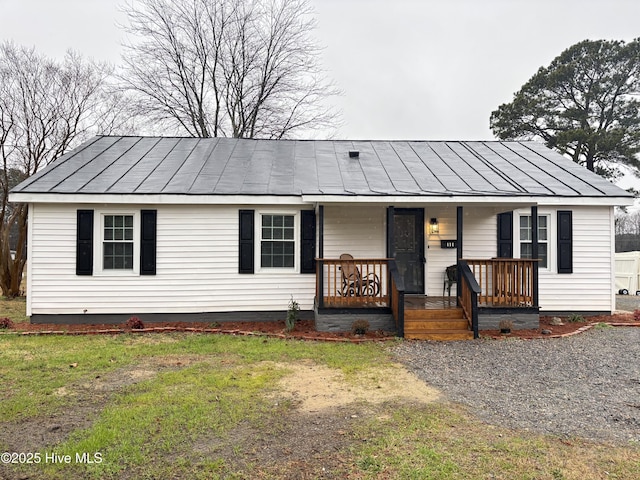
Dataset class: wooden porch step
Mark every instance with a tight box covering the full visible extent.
[404,307,464,320]
[405,319,469,330]
[405,330,474,341]
[404,307,472,341]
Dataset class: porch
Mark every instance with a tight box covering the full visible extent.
[315,257,540,340]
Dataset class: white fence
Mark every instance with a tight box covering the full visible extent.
[615,251,640,294]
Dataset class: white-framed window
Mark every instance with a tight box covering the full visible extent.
[258,212,297,271]
[96,211,140,275]
[519,214,548,268]
[103,214,134,269]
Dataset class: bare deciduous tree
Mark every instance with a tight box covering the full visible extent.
[616,209,640,235]
[615,209,640,251]
[120,0,339,138]
[0,43,130,297]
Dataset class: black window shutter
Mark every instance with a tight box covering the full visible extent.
[140,210,157,275]
[76,210,94,275]
[239,210,254,274]
[497,212,513,258]
[300,210,316,274]
[557,210,573,274]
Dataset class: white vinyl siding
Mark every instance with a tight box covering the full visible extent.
[425,207,498,296]
[513,206,614,312]
[26,202,616,317]
[322,205,385,258]
[424,205,614,312]
[27,204,316,316]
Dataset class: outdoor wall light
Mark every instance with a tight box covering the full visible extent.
[429,218,439,234]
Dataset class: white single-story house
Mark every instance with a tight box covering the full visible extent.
[10,136,634,339]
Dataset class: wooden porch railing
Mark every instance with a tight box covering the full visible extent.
[316,258,391,308]
[464,258,538,307]
[458,260,481,339]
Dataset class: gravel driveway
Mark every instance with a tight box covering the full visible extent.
[393,327,640,444]
[617,293,640,312]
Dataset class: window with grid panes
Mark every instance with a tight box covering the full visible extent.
[519,215,548,268]
[103,214,134,269]
[261,214,295,268]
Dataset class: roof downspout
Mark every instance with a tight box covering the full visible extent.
[456,206,463,307]
[532,205,539,308]
[317,204,324,310]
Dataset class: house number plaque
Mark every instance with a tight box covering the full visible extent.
[440,240,457,249]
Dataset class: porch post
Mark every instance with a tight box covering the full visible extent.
[386,206,395,258]
[456,206,463,306]
[317,205,324,309]
[456,206,463,260]
[387,205,403,335]
[318,205,324,258]
[531,205,539,307]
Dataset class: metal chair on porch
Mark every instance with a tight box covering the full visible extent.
[339,253,381,297]
[443,264,457,298]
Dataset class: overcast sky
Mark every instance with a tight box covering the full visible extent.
[3,0,639,142]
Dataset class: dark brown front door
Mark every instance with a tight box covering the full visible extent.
[392,209,425,294]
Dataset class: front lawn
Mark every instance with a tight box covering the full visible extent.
[0,332,638,479]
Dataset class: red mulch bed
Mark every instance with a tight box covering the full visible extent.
[483,312,639,339]
[4,319,395,342]
[3,313,639,341]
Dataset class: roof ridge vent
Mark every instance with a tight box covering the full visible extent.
[348,150,359,158]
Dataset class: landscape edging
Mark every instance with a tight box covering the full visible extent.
[1,322,639,341]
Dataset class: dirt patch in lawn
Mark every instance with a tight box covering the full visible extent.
[192,404,382,479]
[183,361,440,479]
[270,360,440,412]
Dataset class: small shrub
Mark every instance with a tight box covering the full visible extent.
[568,313,586,323]
[0,317,14,329]
[351,319,370,335]
[286,296,299,332]
[125,316,145,330]
[633,309,640,322]
[498,319,513,331]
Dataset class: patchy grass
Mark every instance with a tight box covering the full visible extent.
[54,361,286,479]
[348,404,640,479]
[1,334,638,479]
[0,333,387,422]
[0,295,27,324]
[594,322,614,330]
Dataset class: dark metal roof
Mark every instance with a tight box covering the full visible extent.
[12,136,632,198]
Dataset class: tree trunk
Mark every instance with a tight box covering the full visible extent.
[0,204,27,298]
[585,148,595,172]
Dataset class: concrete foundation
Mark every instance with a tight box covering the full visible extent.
[314,308,396,333]
[478,307,540,330]
[30,310,315,325]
